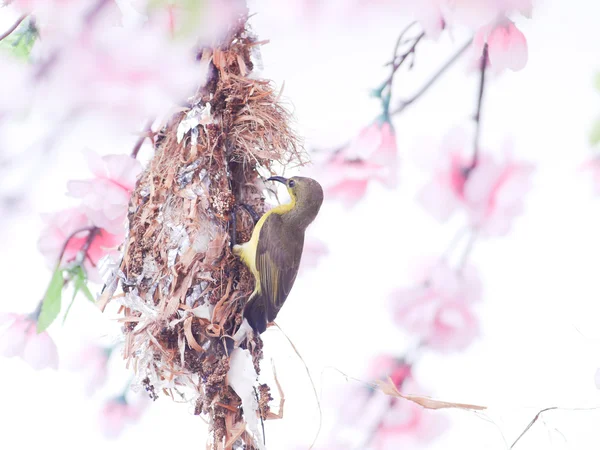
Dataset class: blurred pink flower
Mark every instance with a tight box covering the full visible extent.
[315,120,398,206]
[417,131,534,236]
[40,24,205,126]
[300,238,328,271]
[326,355,446,448]
[0,313,58,370]
[9,0,120,39]
[372,379,449,449]
[98,395,147,439]
[37,207,123,283]
[367,355,412,386]
[582,157,600,194]
[390,262,482,352]
[67,151,142,235]
[68,344,111,395]
[473,20,528,71]
[0,55,33,114]
[445,0,532,29]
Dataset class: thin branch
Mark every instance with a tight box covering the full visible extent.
[0,14,27,43]
[131,119,154,158]
[382,31,426,93]
[56,226,97,267]
[470,43,488,170]
[392,38,473,115]
[510,407,558,448]
[84,0,111,25]
[274,323,322,450]
[457,227,478,272]
[390,21,418,66]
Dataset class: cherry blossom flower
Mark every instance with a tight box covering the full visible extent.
[315,120,398,206]
[8,0,121,41]
[67,151,142,235]
[35,22,205,127]
[473,20,528,71]
[372,379,449,449]
[98,395,148,439]
[300,237,328,271]
[389,262,482,352]
[0,55,33,114]
[417,132,534,236]
[582,157,600,194]
[68,344,112,395]
[37,207,123,283]
[326,355,446,448]
[444,0,532,30]
[0,313,58,370]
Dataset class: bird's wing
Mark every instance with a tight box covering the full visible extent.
[255,213,304,323]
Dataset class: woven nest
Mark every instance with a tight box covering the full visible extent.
[99,17,304,449]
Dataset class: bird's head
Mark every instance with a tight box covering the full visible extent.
[268,176,324,227]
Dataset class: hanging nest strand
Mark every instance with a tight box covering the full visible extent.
[100,16,304,450]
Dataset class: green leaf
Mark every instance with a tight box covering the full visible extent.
[0,20,38,61]
[63,266,95,325]
[590,118,600,146]
[74,266,95,302]
[37,267,64,333]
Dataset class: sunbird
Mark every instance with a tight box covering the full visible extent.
[233,176,324,334]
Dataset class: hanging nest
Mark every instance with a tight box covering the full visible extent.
[99,14,304,450]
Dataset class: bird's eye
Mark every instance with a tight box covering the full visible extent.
[288,180,295,188]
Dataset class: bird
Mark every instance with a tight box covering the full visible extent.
[233,176,324,334]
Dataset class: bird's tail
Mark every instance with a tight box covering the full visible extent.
[243,292,268,334]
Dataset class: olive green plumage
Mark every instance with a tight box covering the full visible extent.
[233,176,323,333]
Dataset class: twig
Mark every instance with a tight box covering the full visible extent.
[84,0,111,25]
[77,226,100,266]
[510,407,558,448]
[392,38,473,115]
[274,323,322,449]
[131,119,155,159]
[457,227,478,272]
[470,43,488,171]
[390,21,418,66]
[0,14,27,43]
[382,31,425,91]
[56,226,97,266]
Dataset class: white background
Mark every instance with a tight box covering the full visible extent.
[1,0,600,449]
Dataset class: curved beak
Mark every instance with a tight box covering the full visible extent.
[267,176,288,185]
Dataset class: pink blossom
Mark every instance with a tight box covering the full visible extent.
[0,55,33,114]
[372,379,449,449]
[67,151,142,235]
[367,355,412,386]
[141,0,245,44]
[315,120,398,206]
[68,344,111,395]
[444,0,532,29]
[583,157,600,194]
[390,262,482,352]
[40,23,205,127]
[37,207,123,283]
[473,20,528,71]
[326,356,446,448]
[0,313,58,370]
[9,0,121,40]
[98,395,148,439]
[417,132,534,236]
[300,238,328,271]
[398,0,445,38]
